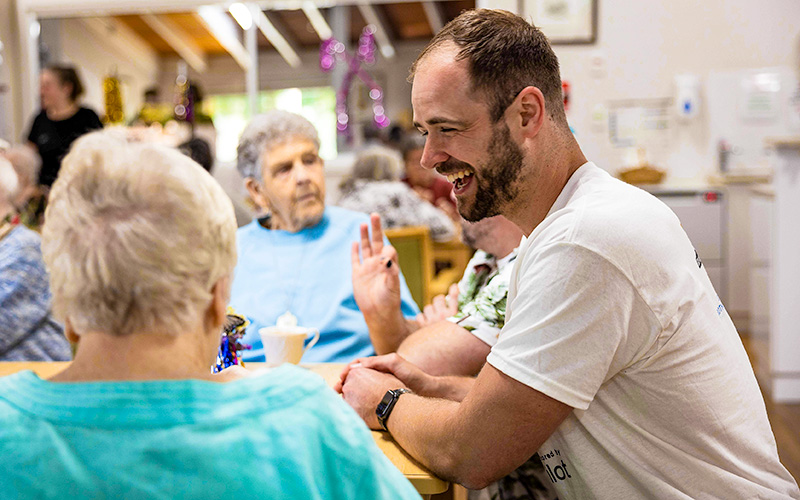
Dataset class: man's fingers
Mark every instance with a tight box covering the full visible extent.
[370,213,384,254]
[358,353,402,374]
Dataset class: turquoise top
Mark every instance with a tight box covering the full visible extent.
[0,365,420,499]
[231,206,420,363]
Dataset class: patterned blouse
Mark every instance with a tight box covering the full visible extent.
[337,180,456,242]
[0,225,70,361]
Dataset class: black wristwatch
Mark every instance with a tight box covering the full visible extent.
[376,388,412,432]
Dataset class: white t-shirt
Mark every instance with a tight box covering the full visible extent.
[487,163,799,499]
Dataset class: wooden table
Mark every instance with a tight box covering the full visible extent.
[0,362,450,498]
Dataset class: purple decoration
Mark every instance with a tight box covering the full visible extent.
[321,27,389,140]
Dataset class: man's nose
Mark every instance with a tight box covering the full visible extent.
[420,136,449,170]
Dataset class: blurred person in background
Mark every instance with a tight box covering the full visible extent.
[0,155,69,361]
[26,64,103,189]
[338,144,456,242]
[401,134,458,220]
[179,137,214,173]
[232,110,420,362]
[1,145,46,230]
[0,130,421,499]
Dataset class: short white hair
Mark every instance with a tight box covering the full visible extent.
[3,145,41,187]
[0,157,19,205]
[42,130,237,337]
[236,110,320,181]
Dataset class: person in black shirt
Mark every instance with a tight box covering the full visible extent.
[26,65,103,187]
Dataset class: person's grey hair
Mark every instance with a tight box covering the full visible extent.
[3,145,41,187]
[0,157,19,205]
[340,145,402,193]
[41,130,237,337]
[236,110,320,181]
[401,134,426,161]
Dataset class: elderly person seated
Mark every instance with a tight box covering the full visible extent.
[0,154,69,361]
[401,134,457,217]
[2,145,46,229]
[231,110,419,363]
[0,131,420,499]
[337,144,456,242]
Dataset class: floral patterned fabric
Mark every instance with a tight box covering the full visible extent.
[448,249,517,347]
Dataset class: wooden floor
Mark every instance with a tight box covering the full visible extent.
[741,333,800,483]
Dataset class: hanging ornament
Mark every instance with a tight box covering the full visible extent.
[357,26,376,65]
[102,74,125,124]
[319,26,389,140]
[173,62,194,124]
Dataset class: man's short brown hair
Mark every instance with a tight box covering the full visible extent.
[411,9,566,127]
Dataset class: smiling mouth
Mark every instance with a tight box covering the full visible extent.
[444,170,475,192]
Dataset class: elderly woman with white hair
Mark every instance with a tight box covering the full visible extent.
[338,144,456,242]
[0,152,69,361]
[231,110,420,360]
[0,131,421,499]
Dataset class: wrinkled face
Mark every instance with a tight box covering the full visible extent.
[412,45,525,222]
[254,138,326,232]
[40,70,72,110]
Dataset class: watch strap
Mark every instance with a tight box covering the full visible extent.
[376,388,412,432]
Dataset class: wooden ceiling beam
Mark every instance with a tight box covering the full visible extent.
[255,8,302,67]
[77,17,158,76]
[140,14,208,72]
[421,1,444,33]
[195,5,250,70]
[356,3,395,59]
[300,0,333,41]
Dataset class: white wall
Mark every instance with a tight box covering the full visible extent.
[554,0,800,180]
[0,0,23,143]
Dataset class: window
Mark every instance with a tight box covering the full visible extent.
[205,87,337,163]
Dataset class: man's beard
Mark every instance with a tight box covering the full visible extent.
[459,122,525,222]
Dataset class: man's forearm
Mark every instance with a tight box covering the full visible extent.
[384,395,475,485]
[398,321,490,376]
[427,375,475,402]
[373,365,571,491]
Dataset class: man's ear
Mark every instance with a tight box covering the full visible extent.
[245,177,269,213]
[510,86,546,139]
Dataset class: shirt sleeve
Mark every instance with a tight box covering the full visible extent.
[487,242,660,410]
[87,109,104,130]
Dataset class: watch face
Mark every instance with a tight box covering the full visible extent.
[376,391,394,417]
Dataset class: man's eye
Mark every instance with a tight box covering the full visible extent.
[418,130,428,137]
[440,128,456,133]
[303,155,319,165]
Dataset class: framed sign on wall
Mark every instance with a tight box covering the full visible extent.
[523,0,598,45]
